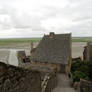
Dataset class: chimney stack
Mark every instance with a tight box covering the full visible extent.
[49,32,55,38]
[31,42,34,51]
[87,42,90,46]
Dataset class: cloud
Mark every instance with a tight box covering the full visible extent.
[0,0,92,38]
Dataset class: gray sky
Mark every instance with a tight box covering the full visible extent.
[0,0,92,38]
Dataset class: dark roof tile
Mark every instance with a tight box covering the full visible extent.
[31,33,71,64]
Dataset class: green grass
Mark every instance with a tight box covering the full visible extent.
[0,38,41,46]
[0,38,41,43]
[72,37,92,42]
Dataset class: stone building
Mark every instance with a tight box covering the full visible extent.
[17,51,30,68]
[31,32,72,73]
[0,62,41,92]
[83,42,92,61]
[17,51,27,63]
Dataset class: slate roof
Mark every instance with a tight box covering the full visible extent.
[31,33,71,64]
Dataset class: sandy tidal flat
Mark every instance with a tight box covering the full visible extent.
[0,42,87,66]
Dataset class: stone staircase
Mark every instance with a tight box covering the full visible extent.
[53,88,76,92]
[53,74,76,92]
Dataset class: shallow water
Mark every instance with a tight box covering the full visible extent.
[0,49,30,66]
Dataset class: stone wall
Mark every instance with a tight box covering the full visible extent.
[80,79,92,92]
[17,51,30,66]
[17,50,31,68]
[18,60,58,92]
[0,62,41,92]
[42,73,57,92]
[83,43,92,61]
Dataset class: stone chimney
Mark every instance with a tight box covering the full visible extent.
[49,32,55,38]
[31,42,34,51]
[87,42,90,46]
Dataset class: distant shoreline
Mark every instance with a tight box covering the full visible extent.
[0,37,92,43]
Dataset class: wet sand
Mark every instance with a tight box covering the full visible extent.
[0,42,87,66]
[72,42,87,58]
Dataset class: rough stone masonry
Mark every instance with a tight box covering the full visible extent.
[0,62,41,92]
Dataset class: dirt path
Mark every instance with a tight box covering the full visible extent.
[53,74,76,92]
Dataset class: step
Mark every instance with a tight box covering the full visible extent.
[53,88,76,92]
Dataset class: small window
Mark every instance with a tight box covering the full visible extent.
[22,58,26,63]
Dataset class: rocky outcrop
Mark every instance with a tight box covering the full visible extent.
[0,62,41,92]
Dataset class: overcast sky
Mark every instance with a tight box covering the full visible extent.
[0,0,92,38]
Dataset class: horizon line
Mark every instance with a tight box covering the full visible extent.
[0,36,92,39]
